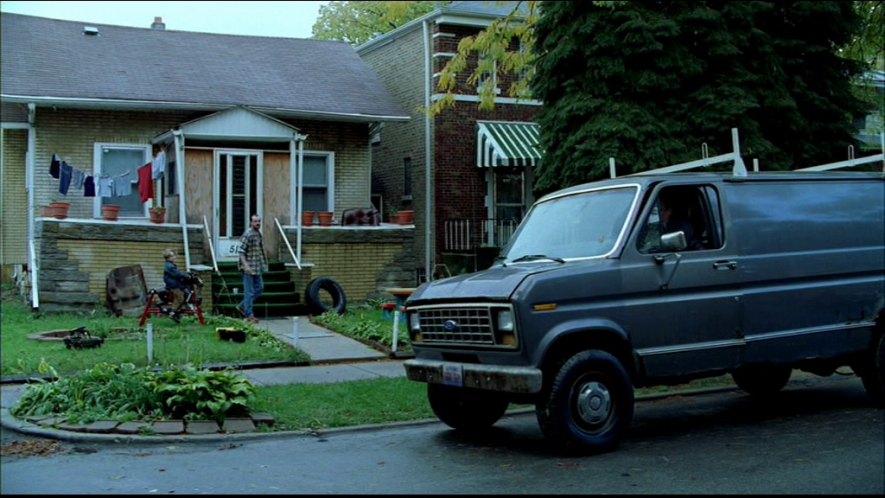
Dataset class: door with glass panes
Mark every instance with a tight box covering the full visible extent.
[215,151,263,261]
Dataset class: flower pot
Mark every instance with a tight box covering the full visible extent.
[102,204,121,221]
[318,211,334,226]
[41,205,53,217]
[150,209,166,224]
[389,213,399,224]
[398,210,414,225]
[50,202,71,220]
[302,211,315,226]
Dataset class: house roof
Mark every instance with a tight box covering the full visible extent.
[0,13,409,123]
[357,1,527,54]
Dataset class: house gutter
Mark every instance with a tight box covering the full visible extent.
[27,103,38,309]
[423,19,433,283]
[172,129,191,270]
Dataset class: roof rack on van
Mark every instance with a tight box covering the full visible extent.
[794,132,884,172]
[612,128,747,179]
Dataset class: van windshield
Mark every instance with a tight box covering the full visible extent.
[503,185,639,262]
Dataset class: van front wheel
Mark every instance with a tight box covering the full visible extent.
[858,333,884,406]
[536,350,634,454]
[731,365,791,396]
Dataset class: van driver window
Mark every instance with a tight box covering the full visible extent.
[638,186,720,253]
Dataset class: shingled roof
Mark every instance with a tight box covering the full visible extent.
[0,13,408,122]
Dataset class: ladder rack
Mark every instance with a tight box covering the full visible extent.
[795,132,884,172]
[612,128,747,178]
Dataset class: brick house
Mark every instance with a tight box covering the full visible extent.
[357,1,543,278]
[0,13,416,314]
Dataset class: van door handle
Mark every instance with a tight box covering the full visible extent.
[713,260,737,270]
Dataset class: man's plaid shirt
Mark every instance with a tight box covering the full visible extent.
[238,227,268,275]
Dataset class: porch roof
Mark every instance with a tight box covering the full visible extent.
[476,121,542,168]
[153,107,304,143]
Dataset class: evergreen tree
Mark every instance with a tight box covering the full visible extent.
[531,1,867,192]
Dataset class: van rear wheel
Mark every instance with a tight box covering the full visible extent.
[858,333,884,406]
[536,350,634,454]
[731,365,792,396]
[427,384,509,431]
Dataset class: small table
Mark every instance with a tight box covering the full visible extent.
[385,287,416,308]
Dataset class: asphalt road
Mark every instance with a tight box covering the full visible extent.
[1,373,882,494]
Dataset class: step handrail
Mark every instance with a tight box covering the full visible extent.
[202,215,219,273]
[29,239,39,310]
[275,217,302,270]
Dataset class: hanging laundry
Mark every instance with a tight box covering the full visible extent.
[71,169,85,190]
[138,162,153,203]
[59,161,73,195]
[114,171,132,197]
[84,176,96,197]
[152,149,166,180]
[49,154,61,179]
[98,177,114,197]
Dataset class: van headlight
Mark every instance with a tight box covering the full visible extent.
[495,308,518,347]
[496,309,514,332]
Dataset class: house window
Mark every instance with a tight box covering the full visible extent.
[94,144,150,217]
[495,171,524,222]
[403,157,412,198]
[477,50,501,95]
[302,153,334,212]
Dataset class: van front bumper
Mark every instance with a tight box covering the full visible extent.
[404,358,543,394]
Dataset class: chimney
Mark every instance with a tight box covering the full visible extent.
[151,16,165,30]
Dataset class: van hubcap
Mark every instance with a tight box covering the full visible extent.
[576,381,611,425]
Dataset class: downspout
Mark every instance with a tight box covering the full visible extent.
[172,130,191,269]
[27,103,39,309]
[423,19,433,282]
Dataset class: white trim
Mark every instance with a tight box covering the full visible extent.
[432,32,456,39]
[432,52,456,59]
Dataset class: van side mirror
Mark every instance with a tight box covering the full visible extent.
[661,231,688,252]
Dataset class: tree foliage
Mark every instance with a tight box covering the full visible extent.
[530,1,869,192]
[843,1,885,70]
[312,1,446,46]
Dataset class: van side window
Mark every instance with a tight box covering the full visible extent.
[638,185,723,253]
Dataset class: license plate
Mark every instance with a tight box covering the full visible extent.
[442,364,463,387]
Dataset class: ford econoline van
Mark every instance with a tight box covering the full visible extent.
[402,132,885,454]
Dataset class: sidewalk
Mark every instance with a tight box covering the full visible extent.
[0,317,411,442]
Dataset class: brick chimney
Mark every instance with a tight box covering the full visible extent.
[151,16,165,30]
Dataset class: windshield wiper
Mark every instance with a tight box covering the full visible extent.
[510,254,565,264]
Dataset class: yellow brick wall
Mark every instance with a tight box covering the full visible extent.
[303,242,405,302]
[1,129,28,265]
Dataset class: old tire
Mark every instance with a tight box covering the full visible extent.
[304,277,347,316]
[427,384,509,431]
[731,365,792,396]
[535,350,634,454]
[858,332,885,407]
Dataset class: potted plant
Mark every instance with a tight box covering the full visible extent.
[388,208,399,224]
[397,209,415,225]
[318,211,334,226]
[49,199,71,219]
[102,204,121,221]
[150,200,166,224]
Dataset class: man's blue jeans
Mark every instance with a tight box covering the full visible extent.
[239,273,264,318]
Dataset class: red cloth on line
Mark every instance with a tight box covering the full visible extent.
[138,163,153,203]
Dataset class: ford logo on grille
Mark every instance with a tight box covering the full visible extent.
[443,320,459,332]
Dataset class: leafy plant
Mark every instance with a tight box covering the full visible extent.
[154,365,255,422]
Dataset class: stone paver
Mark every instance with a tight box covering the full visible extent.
[116,421,151,434]
[221,418,255,433]
[151,420,185,435]
[185,420,221,435]
[83,420,119,433]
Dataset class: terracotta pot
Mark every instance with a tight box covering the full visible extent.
[50,202,71,220]
[398,210,414,225]
[302,211,315,226]
[102,205,121,221]
[389,213,399,224]
[41,205,53,217]
[318,211,334,226]
[150,208,166,224]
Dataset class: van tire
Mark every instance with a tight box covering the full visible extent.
[304,277,347,316]
[859,333,885,406]
[427,384,509,430]
[536,350,634,454]
[731,365,792,396]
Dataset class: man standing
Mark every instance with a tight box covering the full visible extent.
[237,214,268,323]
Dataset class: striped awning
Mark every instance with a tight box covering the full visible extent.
[476,121,542,167]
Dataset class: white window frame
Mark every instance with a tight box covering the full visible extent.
[92,143,151,219]
[301,151,335,212]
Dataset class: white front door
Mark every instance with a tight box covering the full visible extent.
[215,150,263,261]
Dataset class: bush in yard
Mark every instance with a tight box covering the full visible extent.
[11,361,255,425]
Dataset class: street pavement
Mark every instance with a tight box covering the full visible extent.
[0,317,412,442]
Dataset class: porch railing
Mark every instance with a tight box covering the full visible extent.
[443,218,519,252]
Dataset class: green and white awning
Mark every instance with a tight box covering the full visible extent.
[476,121,542,168]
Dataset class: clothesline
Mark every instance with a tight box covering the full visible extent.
[49,151,165,204]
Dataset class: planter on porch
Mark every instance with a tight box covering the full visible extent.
[302,211,315,226]
[102,205,121,221]
[150,207,166,224]
[318,211,334,226]
[397,210,415,225]
[50,202,71,220]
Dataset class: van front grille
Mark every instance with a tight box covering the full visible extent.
[417,307,495,345]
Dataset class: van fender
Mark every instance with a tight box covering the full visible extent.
[532,318,637,381]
